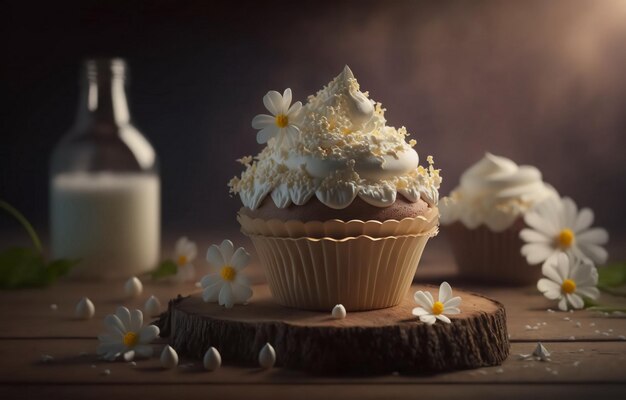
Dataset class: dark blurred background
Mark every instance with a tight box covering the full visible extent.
[2,0,625,238]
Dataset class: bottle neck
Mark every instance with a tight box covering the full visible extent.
[76,59,130,127]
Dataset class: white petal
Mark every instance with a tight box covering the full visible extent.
[256,126,278,144]
[561,197,579,228]
[574,208,594,232]
[577,286,600,299]
[541,261,563,285]
[412,307,429,316]
[251,114,275,129]
[130,309,143,332]
[443,296,462,308]
[138,325,159,343]
[200,273,221,288]
[558,297,569,311]
[519,228,550,243]
[97,343,124,357]
[438,282,452,304]
[231,283,253,303]
[445,307,461,315]
[104,314,126,335]
[424,291,435,305]
[235,273,251,287]
[219,284,234,308]
[206,245,225,268]
[281,88,292,113]
[202,282,223,302]
[174,237,188,255]
[555,253,571,280]
[220,240,235,264]
[414,291,433,309]
[286,125,300,139]
[570,260,591,283]
[436,314,451,324]
[115,307,131,330]
[231,247,250,270]
[522,243,555,265]
[263,90,282,115]
[123,350,135,362]
[287,101,302,117]
[566,293,584,309]
[419,315,436,325]
[577,228,609,245]
[524,210,557,236]
[537,279,561,299]
[577,243,608,265]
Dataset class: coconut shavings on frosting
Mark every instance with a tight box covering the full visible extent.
[229,66,441,210]
[439,153,558,232]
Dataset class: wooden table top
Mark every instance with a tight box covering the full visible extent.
[1,231,625,399]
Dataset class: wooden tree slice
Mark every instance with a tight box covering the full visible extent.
[156,284,509,374]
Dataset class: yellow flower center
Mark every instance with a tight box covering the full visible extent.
[177,255,188,266]
[561,279,576,294]
[123,331,139,347]
[220,266,237,282]
[557,228,575,248]
[275,114,289,128]
[432,301,444,315]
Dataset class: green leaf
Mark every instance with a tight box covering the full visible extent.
[0,247,77,289]
[0,247,47,288]
[586,305,626,313]
[0,200,42,253]
[45,258,80,281]
[583,296,600,308]
[150,260,178,280]
[598,262,626,289]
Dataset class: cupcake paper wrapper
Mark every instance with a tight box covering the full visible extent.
[444,221,542,286]
[238,207,439,239]
[247,229,436,311]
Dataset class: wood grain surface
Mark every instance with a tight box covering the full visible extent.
[158,284,508,373]
[0,232,625,399]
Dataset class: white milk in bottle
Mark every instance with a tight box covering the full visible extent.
[50,59,160,279]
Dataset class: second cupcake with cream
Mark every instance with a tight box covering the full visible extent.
[440,153,558,285]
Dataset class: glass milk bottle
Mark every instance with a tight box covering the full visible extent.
[50,58,160,280]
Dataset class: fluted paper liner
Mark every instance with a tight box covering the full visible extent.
[444,220,542,286]
[238,206,439,239]
[246,229,437,311]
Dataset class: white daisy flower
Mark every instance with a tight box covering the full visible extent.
[537,253,599,311]
[173,236,197,283]
[520,196,609,268]
[412,282,462,325]
[251,88,302,147]
[97,306,159,361]
[200,240,253,308]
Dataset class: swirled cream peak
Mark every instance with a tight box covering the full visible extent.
[440,153,558,231]
[229,66,441,210]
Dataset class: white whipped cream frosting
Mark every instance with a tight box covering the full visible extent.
[439,153,558,231]
[229,66,441,210]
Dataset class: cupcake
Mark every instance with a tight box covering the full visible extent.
[229,66,441,311]
[439,153,558,285]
